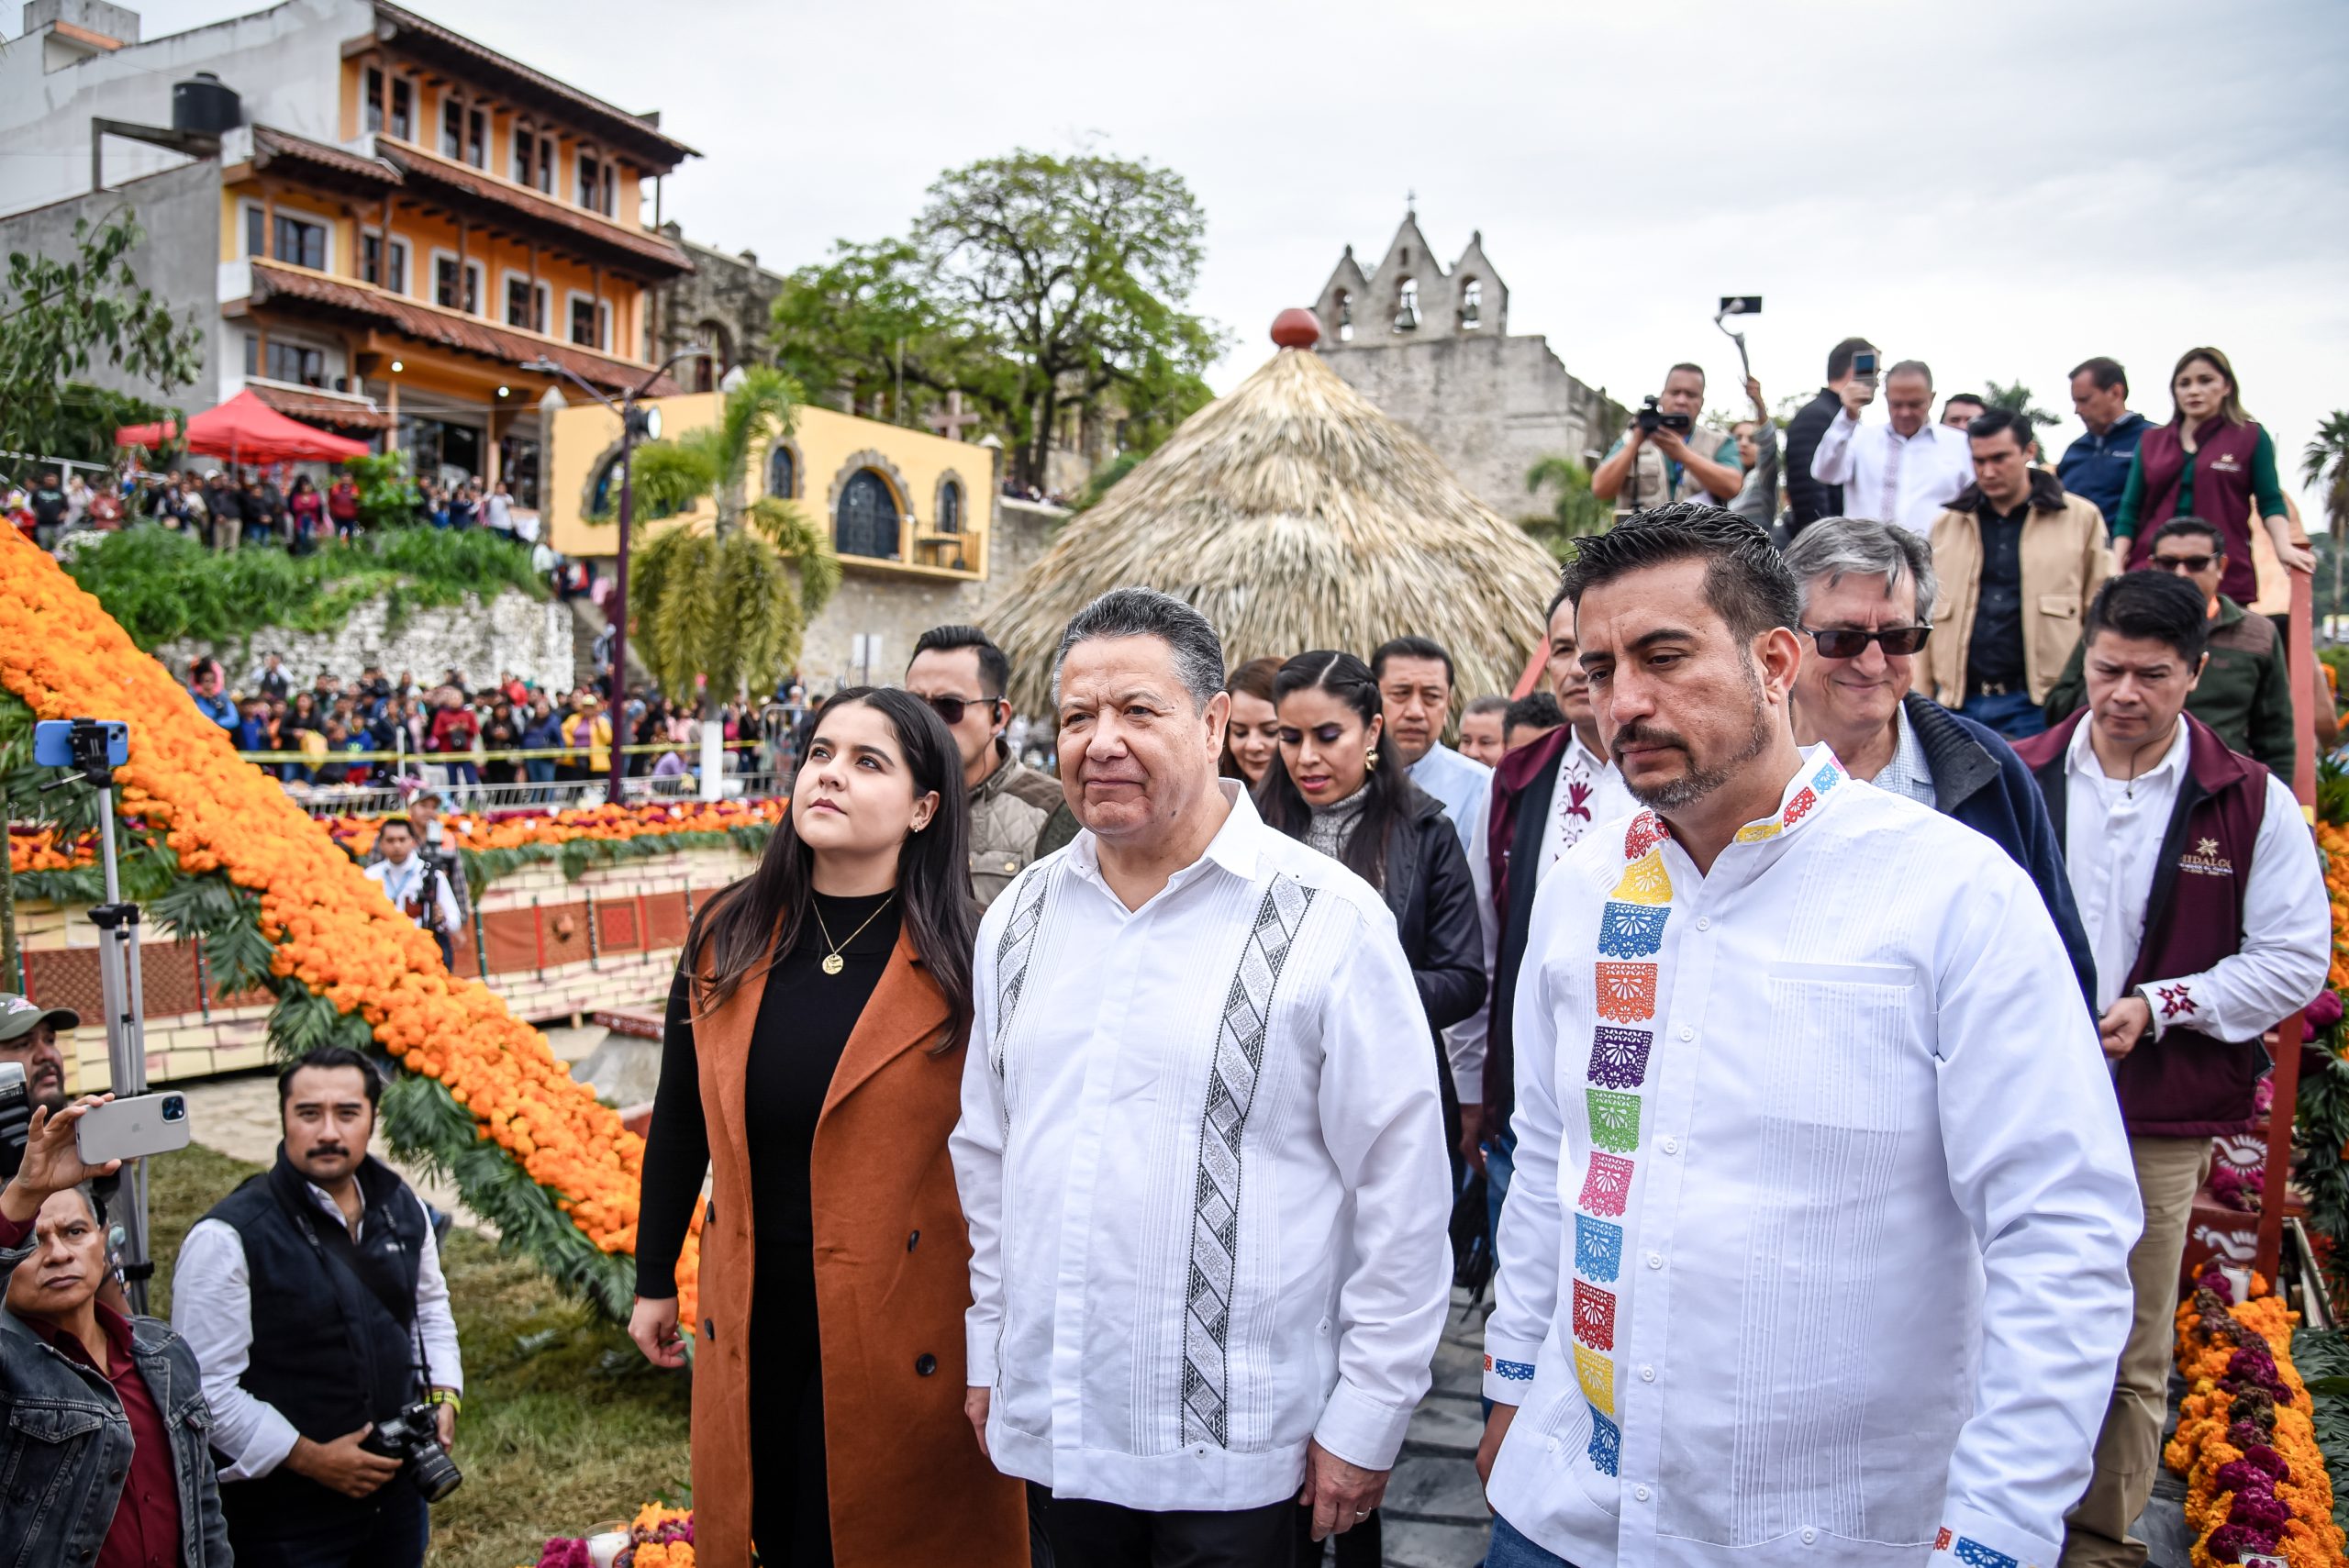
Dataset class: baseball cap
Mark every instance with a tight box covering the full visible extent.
[0,994,78,1044]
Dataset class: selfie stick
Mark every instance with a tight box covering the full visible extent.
[1713,296,1756,381]
[39,722,153,1312]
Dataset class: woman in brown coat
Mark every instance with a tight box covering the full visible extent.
[629,687,1028,1568]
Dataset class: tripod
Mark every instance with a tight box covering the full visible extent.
[39,721,153,1313]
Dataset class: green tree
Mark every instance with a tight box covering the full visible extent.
[770,239,1012,428]
[1983,379,2062,450]
[0,209,201,467]
[1524,455,1611,561]
[624,368,842,729]
[340,451,421,532]
[918,150,1222,489]
[2302,411,2349,624]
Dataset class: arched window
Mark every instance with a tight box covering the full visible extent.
[1395,278,1419,331]
[937,478,963,535]
[590,453,678,520]
[692,320,731,393]
[835,469,899,559]
[767,443,796,499]
[1461,279,1484,329]
[1336,290,1353,342]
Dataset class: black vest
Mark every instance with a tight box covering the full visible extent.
[205,1152,428,1536]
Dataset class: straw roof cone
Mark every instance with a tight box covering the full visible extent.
[990,308,1561,716]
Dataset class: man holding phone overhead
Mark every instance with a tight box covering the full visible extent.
[1784,337,1877,534]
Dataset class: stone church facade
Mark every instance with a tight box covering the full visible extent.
[1311,211,1623,522]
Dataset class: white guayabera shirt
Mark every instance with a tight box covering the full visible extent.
[952,783,1453,1510]
[1484,749,2141,1568]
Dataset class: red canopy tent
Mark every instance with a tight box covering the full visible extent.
[115,389,369,464]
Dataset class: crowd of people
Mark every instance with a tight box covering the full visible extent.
[1,323,2341,1568]
[6,462,540,557]
[179,653,796,796]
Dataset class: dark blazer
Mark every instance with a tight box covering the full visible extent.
[1784,387,1847,530]
[1378,784,1487,1036]
[1903,692,2096,1011]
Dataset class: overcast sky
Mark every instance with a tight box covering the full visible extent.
[117,0,2349,511]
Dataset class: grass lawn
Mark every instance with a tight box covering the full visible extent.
[148,1143,693,1568]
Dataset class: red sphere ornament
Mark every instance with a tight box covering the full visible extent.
[1270,308,1320,350]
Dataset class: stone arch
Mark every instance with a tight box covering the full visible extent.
[827,449,911,560]
[932,468,968,535]
[764,437,805,501]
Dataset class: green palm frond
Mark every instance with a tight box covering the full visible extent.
[2304,412,2349,539]
[745,495,842,617]
[610,439,717,522]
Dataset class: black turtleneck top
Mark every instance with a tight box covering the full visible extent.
[635,887,901,1297]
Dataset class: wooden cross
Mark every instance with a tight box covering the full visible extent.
[927,390,981,441]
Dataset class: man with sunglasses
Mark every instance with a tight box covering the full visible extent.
[907,624,1077,907]
[1784,517,2094,1007]
[1922,406,2112,740]
[2038,517,2296,776]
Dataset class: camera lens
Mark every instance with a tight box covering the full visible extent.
[161,1095,185,1122]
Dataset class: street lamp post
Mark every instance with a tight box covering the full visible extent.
[522,347,707,804]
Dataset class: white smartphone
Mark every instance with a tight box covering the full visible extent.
[74,1092,194,1164]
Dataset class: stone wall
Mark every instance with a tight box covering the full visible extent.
[647,226,784,385]
[1319,334,1625,525]
[18,840,763,1091]
[158,587,575,695]
[794,495,1064,705]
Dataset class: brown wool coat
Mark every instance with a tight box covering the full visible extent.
[686,930,1028,1568]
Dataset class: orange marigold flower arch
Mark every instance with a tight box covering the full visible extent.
[0,528,702,1322]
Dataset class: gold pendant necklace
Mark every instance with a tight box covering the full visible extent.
[811,894,894,976]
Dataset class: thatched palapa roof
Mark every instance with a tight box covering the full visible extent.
[990,313,1560,717]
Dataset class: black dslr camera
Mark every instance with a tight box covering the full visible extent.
[1635,395,1693,436]
[364,1401,463,1502]
[0,1062,30,1178]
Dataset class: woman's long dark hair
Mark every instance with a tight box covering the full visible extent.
[686,687,977,1045]
[1255,651,1410,889]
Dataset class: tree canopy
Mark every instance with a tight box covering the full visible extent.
[771,150,1223,489]
[0,209,200,468]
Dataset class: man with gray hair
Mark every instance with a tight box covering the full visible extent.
[1808,357,1976,535]
[952,586,1453,1563]
[1783,517,2093,1004]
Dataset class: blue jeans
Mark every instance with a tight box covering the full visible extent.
[1488,1513,1577,1567]
[1959,687,2046,740]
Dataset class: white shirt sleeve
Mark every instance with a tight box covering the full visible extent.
[169,1218,302,1482]
[1809,406,1861,486]
[1445,789,1500,1105]
[412,1195,463,1395]
[2143,774,2330,1043]
[1482,873,1572,1405]
[1932,855,2143,1565]
[951,897,1013,1389]
[1309,902,1456,1471]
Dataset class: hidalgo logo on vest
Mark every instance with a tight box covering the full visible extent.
[2180,836,2234,878]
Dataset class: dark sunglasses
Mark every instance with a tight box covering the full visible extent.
[2152,553,2217,574]
[923,693,1004,726]
[1801,624,1932,659]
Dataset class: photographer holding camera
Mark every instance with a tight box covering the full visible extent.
[2,1092,232,1565]
[362,817,462,971]
[171,1047,462,1568]
[1590,361,1744,518]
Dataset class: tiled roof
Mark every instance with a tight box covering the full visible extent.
[374,143,692,278]
[373,3,697,172]
[245,261,682,397]
[245,381,395,432]
[250,126,399,192]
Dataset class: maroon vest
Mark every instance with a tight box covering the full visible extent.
[2123,417,2267,604]
[2017,709,2270,1136]
[1481,726,1572,1131]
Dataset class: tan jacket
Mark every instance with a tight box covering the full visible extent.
[1926,471,2112,707]
[687,931,1028,1568]
[967,742,1075,908]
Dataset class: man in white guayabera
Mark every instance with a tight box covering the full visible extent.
[952,586,1453,1565]
[1475,503,2142,1568]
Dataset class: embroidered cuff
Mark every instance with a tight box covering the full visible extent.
[2141,976,2205,1041]
[1482,1332,1542,1405]
[1927,1500,2061,1568]
[1314,1375,1415,1471]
